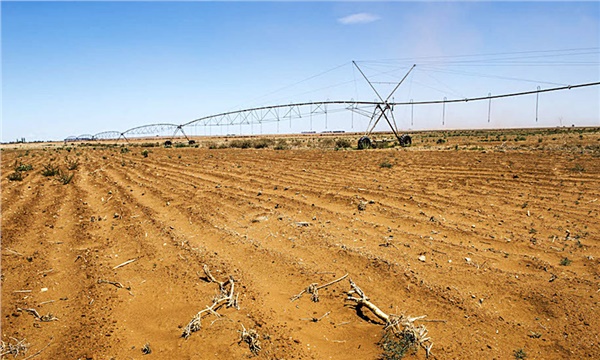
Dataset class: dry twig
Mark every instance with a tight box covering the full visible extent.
[17,308,58,322]
[291,273,348,302]
[97,279,128,289]
[113,258,138,270]
[302,311,331,322]
[3,248,24,256]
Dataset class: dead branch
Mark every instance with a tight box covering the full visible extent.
[113,258,138,269]
[345,279,389,322]
[345,279,433,357]
[238,324,261,356]
[302,311,331,322]
[97,279,128,289]
[379,239,398,248]
[421,319,447,323]
[182,265,240,339]
[3,248,23,256]
[291,273,348,302]
[17,308,58,322]
[1,338,30,358]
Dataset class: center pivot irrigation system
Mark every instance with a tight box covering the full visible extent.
[65,61,600,148]
[353,61,415,149]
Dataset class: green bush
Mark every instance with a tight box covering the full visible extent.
[514,348,527,359]
[14,162,33,172]
[570,164,585,172]
[7,172,23,181]
[379,161,393,169]
[57,170,74,185]
[141,150,149,158]
[66,158,80,170]
[41,163,60,177]
[559,257,572,266]
[379,329,418,360]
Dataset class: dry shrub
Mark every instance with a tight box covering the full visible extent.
[335,138,352,148]
[274,139,289,150]
[229,139,252,149]
[252,138,274,149]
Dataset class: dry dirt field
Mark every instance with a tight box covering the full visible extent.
[2,128,599,359]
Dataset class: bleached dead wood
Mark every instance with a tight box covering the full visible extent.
[302,311,331,322]
[97,279,126,289]
[182,265,240,339]
[291,273,348,302]
[0,338,29,357]
[113,258,138,269]
[3,248,23,256]
[345,279,433,357]
[238,324,261,355]
[17,308,58,322]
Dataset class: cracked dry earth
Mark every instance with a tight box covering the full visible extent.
[1,135,599,359]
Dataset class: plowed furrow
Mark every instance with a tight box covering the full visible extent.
[86,162,316,358]
[102,152,549,359]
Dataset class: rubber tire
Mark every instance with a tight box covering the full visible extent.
[399,134,412,147]
[357,136,372,150]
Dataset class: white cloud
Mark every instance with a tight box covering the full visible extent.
[338,13,380,25]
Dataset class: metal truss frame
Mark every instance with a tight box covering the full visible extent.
[64,81,599,142]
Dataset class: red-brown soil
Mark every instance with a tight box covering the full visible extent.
[2,129,599,359]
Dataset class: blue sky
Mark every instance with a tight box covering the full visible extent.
[2,1,599,142]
